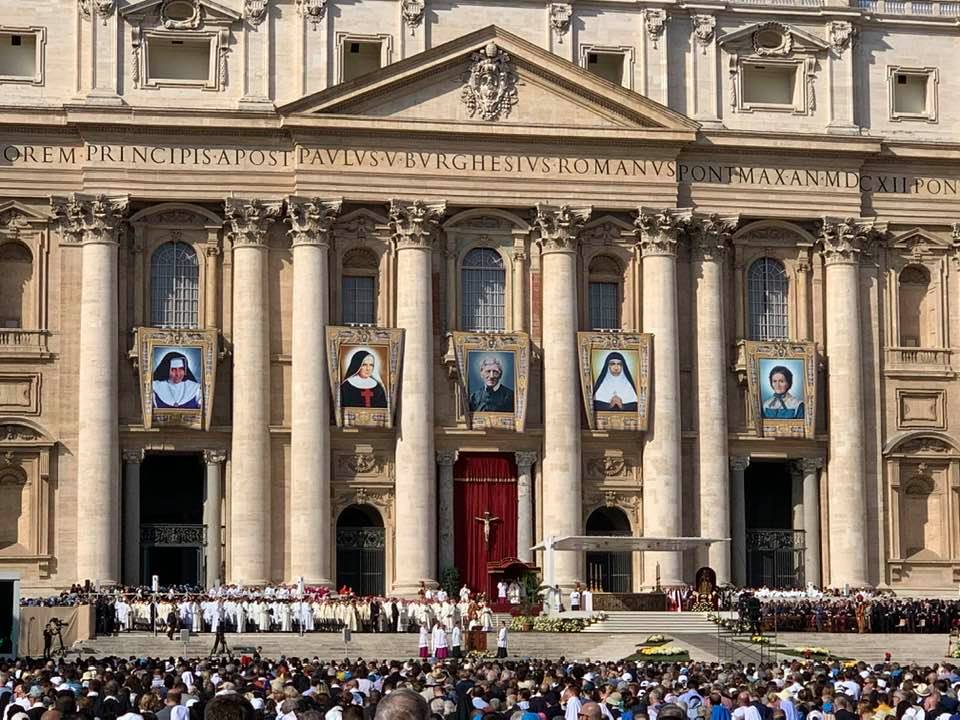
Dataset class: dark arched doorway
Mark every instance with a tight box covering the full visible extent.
[586,507,633,592]
[336,504,385,596]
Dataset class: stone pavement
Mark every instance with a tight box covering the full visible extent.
[67,629,959,664]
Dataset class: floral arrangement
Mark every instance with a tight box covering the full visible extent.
[691,600,714,613]
[466,649,496,659]
[509,616,534,632]
[951,645,960,659]
[532,616,587,632]
[639,645,687,657]
[750,635,771,644]
[646,634,667,644]
[794,646,832,657]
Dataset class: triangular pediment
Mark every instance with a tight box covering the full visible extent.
[718,22,830,55]
[279,26,698,135]
[889,227,954,253]
[121,0,241,23]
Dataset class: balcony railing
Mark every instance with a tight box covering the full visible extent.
[886,346,952,366]
[857,0,960,14]
[0,329,50,357]
[731,0,824,6]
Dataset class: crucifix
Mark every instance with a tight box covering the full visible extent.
[474,511,502,548]
[359,388,375,407]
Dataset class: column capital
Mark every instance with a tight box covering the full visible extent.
[817,216,885,266]
[436,449,458,467]
[515,451,537,472]
[533,203,592,253]
[224,198,283,247]
[729,455,751,472]
[689,213,739,261]
[286,196,342,248]
[635,207,691,257]
[122,448,144,464]
[51,194,129,245]
[389,199,446,249]
[204,449,228,465]
[798,456,824,474]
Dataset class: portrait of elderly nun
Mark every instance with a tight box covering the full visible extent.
[152,350,203,409]
[592,351,638,412]
[340,348,388,409]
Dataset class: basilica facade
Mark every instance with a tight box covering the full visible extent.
[2,0,960,596]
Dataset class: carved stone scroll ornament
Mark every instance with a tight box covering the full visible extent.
[50,194,129,245]
[401,0,425,34]
[829,21,855,55]
[460,42,520,122]
[550,3,573,41]
[79,0,115,24]
[388,199,446,249]
[752,22,793,57]
[690,213,738,260]
[286,196,342,247]
[817,216,881,265]
[161,0,202,29]
[692,15,715,54]
[224,198,282,247]
[244,0,268,25]
[634,207,688,257]
[533,203,592,253]
[644,9,668,50]
[296,0,327,27]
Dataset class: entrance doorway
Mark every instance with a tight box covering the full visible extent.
[139,453,205,587]
[585,507,633,592]
[744,461,804,588]
[336,504,385,596]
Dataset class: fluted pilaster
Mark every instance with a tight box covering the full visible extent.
[225,197,282,585]
[52,193,129,585]
[390,198,446,593]
[636,207,689,586]
[287,197,341,586]
[690,213,738,583]
[534,203,591,588]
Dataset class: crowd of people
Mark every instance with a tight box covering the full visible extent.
[723,588,960,634]
[2,651,960,720]
[23,584,505,638]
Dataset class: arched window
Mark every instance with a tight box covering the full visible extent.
[151,241,200,328]
[341,248,379,325]
[748,258,788,340]
[0,242,33,329]
[588,255,622,330]
[585,506,633,593]
[899,265,932,347]
[461,247,505,332]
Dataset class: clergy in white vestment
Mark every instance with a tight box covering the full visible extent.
[496,621,508,658]
[432,621,449,659]
[459,585,471,603]
[152,353,202,409]
[583,589,594,613]
[191,600,203,632]
[451,623,463,658]
[479,603,494,631]
[418,624,429,658]
[236,601,247,633]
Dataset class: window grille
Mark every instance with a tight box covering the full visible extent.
[747,257,788,340]
[150,241,199,328]
[342,276,376,325]
[461,248,505,332]
[589,281,620,330]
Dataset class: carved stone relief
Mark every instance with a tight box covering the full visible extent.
[461,43,519,122]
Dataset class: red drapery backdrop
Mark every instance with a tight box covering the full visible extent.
[453,453,518,598]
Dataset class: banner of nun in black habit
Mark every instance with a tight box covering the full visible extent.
[325,326,404,428]
[576,333,651,431]
[136,327,219,430]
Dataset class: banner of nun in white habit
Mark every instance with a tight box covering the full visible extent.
[136,327,219,430]
[451,331,530,432]
[744,339,817,439]
[576,333,651,431]
[325,326,404,428]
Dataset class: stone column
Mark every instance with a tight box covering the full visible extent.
[224,198,281,585]
[533,204,592,588]
[636,208,687,587]
[729,456,750,587]
[437,450,458,572]
[390,199,447,593]
[287,197,341,585]
[801,457,823,586]
[203,449,226,588]
[122,449,144,587]
[52,194,129,585]
[512,243,527,332]
[515,451,538,563]
[690,214,737,584]
[204,244,220,329]
[791,463,804,531]
[818,217,875,587]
